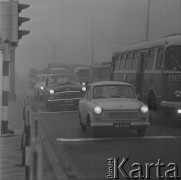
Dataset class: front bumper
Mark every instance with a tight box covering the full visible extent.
[91,121,150,129]
[161,101,181,108]
[48,97,81,102]
[48,97,81,107]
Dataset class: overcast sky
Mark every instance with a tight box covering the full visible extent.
[16,0,181,75]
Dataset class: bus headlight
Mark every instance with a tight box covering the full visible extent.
[140,106,149,113]
[49,89,54,95]
[175,90,181,98]
[82,86,86,92]
[94,106,102,114]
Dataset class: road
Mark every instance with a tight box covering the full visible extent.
[29,91,181,180]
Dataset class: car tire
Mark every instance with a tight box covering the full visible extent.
[79,112,87,131]
[90,126,97,138]
[137,129,146,137]
[80,121,87,131]
[49,103,54,112]
[45,100,49,109]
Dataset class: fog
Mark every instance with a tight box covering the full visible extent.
[16,0,181,75]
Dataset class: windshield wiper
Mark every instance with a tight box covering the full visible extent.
[169,54,181,70]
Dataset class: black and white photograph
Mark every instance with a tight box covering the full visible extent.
[0,0,181,179]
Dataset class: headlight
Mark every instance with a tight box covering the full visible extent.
[82,86,86,92]
[140,106,149,113]
[49,89,54,95]
[82,82,86,86]
[94,106,102,114]
[178,109,181,114]
[175,90,181,98]
[40,86,44,90]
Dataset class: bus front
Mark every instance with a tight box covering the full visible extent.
[161,45,181,116]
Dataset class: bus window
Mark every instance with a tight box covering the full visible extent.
[146,49,155,70]
[120,53,127,70]
[132,52,140,70]
[125,52,133,70]
[165,46,181,71]
[155,48,164,70]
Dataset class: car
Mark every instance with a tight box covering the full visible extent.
[34,74,50,100]
[44,73,86,111]
[78,81,150,137]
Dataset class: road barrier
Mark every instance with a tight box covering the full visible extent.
[21,95,42,180]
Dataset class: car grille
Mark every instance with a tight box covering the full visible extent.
[102,111,140,120]
[54,91,83,99]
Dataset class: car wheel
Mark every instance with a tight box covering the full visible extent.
[137,129,146,137]
[45,100,48,109]
[34,92,37,100]
[90,126,97,138]
[79,112,87,131]
[49,103,54,112]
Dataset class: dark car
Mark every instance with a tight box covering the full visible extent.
[44,73,86,111]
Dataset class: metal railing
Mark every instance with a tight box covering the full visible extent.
[21,95,42,180]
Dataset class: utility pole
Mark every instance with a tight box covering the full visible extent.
[9,44,16,101]
[91,17,94,65]
[146,0,150,41]
[51,36,56,63]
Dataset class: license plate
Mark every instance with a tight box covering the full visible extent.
[113,122,130,128]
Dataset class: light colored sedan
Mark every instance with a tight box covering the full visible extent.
[79,81,150,137]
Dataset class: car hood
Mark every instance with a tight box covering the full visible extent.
[92,98,143,110]
[51,83,82,92]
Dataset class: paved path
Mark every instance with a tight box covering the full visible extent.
[0,76,56,180]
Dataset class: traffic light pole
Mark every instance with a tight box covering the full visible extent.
[0,43,11,135]
[9,44,16,101]
[0,46,3,135]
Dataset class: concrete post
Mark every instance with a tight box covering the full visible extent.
[0,48,3,134]
[9,45,16,101]
[1,43,10,134]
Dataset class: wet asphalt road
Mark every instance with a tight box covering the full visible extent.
[29,96,181,180]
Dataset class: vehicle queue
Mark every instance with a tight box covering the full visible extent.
[29,34,181,138]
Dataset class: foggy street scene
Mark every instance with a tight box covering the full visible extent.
[0,0,181,180]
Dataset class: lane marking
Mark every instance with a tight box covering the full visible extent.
[57,136,181,142]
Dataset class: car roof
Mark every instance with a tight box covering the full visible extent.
[89,81,133,87]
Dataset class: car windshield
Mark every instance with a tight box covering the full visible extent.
[76,69,89,78]
[165,46,181,71]
[37,75,48,82]
[49,74,79,86]
[93,85,135,99]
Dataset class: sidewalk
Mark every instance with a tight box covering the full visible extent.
[0,99,56,180]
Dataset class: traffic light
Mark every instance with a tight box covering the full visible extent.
[0,2,12,42]
[12,1,30,42]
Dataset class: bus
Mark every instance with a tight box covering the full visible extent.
[111,34,181,114]
[90,62,111,82]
